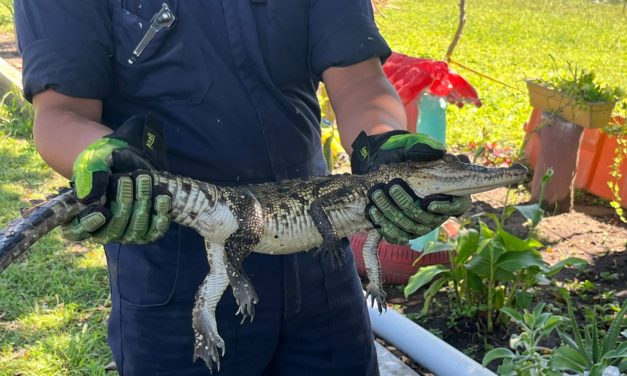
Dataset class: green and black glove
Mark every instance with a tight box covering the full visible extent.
[351,130,471,244]
[61,115,172,244]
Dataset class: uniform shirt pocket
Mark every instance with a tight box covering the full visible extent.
[110,4,211,105]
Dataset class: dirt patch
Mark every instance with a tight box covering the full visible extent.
[0,32,21,71]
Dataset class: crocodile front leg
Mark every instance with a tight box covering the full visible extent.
[362,229,387,313]
[224,189,264,323]
[310,186,360,268]
[192,241,229,371]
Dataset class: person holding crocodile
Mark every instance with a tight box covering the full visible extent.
[14,1,470,375]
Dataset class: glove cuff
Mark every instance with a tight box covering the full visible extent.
[106,114,169,171]
[350,130,409,174]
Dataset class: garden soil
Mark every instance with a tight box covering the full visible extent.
[2,36,625,376]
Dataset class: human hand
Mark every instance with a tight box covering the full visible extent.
[61,115,172,244]
[351,130,471,244]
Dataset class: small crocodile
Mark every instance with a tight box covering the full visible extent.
[0,155,527,371]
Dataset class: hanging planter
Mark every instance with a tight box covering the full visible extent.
[525,80,616,129]
[525,66,623,129]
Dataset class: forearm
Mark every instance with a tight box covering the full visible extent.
[322,58,406,153]
[32,90,109,178]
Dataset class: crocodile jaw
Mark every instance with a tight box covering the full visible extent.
[397,155,529,197]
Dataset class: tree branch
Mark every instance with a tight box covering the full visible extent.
[445,0,467,61]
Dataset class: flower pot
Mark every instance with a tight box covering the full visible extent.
[525,80,616,129]
[524,109,627,206]
[350,232,450,285]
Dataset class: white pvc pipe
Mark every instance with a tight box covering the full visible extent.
[366,296,496,376]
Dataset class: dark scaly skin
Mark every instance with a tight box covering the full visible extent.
[0,157,529,371]
[0,189,80,271]
[223,189,263,323]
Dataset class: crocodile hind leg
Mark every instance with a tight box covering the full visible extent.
[310,186,359,268]
[362,229,387,313]
[224,240,259,324]
[192,241,230,372]
[224,189,264,323]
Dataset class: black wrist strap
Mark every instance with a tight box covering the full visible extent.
[107,114,169,171]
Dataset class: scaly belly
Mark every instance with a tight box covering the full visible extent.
[253,202,371,254]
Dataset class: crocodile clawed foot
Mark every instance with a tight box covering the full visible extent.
[194,329,226,373]
[330,245,346,269]
[366,284,387,314]
[232,284,258,324]
[317,241,346,269]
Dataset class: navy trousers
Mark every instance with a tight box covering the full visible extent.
[104,224,379,375]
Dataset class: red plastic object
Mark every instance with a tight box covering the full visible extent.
[524,109,627,206]
[350,232,450,285]
[382,53,482,108]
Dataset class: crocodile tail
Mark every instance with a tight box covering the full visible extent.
[0,189,79,273]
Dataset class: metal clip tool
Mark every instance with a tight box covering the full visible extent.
[128,3,176,64]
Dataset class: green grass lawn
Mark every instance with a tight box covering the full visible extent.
[0,133,115,375]
[0,1,626,374]
[0,0,13,34]
[377,0,627,150]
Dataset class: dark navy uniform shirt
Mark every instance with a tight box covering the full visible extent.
[15,0,391,184]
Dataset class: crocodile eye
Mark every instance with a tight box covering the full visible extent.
[443,154,460,163]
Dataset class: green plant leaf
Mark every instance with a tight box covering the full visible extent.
[466,271,484,293]
[466,241,506,278]
[465,241,516,281]
[523,311,535,327]
[420,240,455,258]
[591,308,600,363]
[604,342,627,360]
[550,346,588,372]
[514,291,534,310]
[496,250,546,273]
[419,277,448,316]
[558,288,589,361]
[543,315,565,333]
[527,238,544,248]
[454,228,480,265]
[479,220,495,239]
[514,203,543,227]
[322,132,334,171]
[559,332,579,349]
[494,268,517,282]
[603,299,627,355]
[496,358,516,376]
[404,265,450,298]
[532,302,546,317]
[497,228,536,251]
[499,307,523,324]
[545,257,588,277]
[588,364,613,376]
[482,348,516,366]
[482,213,502,230]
